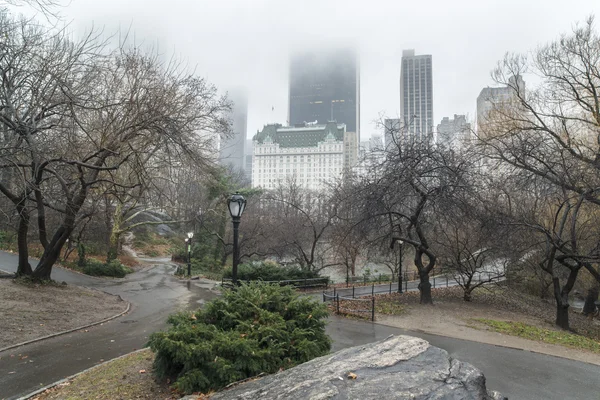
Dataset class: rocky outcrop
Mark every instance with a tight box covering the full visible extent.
[209,335,506,400]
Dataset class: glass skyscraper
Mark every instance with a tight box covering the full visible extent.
[288,47,360,141]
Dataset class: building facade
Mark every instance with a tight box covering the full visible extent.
[476,75,525,138]
[437,114,471,149]
[288,47,360,141]
[400,50,433,144]
[252,122,348,191]
[219,88,247,172]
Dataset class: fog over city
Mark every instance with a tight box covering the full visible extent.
[17,0,600,138]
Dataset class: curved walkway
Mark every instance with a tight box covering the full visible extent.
[0,251,599,400]
[0,252,220,400]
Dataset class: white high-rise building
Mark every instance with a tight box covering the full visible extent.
[252,122,350,191]
[400,50,434,145]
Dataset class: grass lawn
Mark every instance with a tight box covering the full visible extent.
[474,318,600,354]
[35,349,179,400]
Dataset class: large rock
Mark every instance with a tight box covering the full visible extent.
[209,335,506,400]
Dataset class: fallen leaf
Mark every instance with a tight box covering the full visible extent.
[347,372,357,380]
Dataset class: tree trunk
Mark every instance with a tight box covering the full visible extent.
[33,244,63,280]
[463,287,473,302]
[555,302,570,330]
[16,204,32,276]
[582,286,599,316]
[418,271,433,304]
[107,203,124,262]
[33,204,78,280]
[552,276,572,330]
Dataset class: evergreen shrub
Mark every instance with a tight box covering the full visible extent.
[223,261,320,282]
[148,282,331,394]
[82,259,132,278]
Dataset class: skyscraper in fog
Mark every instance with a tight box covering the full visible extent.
[219,88,247,172]
[476,75,525,139]
[288,47,360,141]
[437,114,471,149]
[400,50,433,144]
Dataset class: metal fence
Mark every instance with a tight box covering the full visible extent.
[323,291,375,321]
[345,271,431,286]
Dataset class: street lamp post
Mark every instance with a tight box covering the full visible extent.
[227,192,247,286]
[397,240,404,293]
[186,232,193,277]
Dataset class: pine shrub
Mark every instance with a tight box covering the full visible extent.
[82,259,132,277]
[223,261,320,282]
[148,282,331,394]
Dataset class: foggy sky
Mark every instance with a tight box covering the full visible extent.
[17,0,600,139]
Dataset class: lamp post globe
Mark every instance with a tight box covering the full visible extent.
[228,192,246,286]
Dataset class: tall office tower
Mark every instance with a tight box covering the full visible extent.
[219,88,248,172]
[476,75,525,139]
[437,114,471,149]
[400,50,433,144]
[289,47,360,141]
[244,139,253,186]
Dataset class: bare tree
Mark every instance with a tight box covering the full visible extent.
[479,17,600,284]
[477,17,600,328]
[0,14,231,280]
[347,127,471,304]
[432,207,508,302]
[260,179,337,273]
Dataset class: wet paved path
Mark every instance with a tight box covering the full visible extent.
[0,252,219,400]
[1,251,599,400]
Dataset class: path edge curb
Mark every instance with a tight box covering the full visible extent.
[0,300,131,353]
[17,347,150,400]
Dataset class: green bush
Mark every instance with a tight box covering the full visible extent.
[223,261,320,282]
[148,282,331,394]
[82,259,133,278]
[0,230,13,244]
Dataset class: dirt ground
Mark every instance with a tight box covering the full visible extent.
[373,286,600,366]
[0,279,128,349]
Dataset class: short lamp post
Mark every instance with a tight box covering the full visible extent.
[185,232,193,277]
[227,192,246,286]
